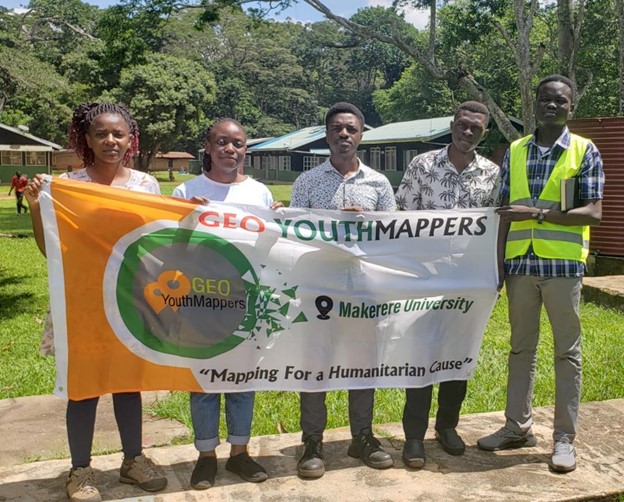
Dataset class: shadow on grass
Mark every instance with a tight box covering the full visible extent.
[0,207,33,237]
[0,272,36,320]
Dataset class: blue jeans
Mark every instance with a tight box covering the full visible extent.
[190,392,254,452]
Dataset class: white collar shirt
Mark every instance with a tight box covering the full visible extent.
[290,158,396,212]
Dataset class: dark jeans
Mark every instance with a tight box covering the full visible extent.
[402,380,467,440]
[15,192,27,214]
[300,389,374,441]
[67,392,142,468]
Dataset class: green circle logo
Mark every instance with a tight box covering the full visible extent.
[115,228,259,359]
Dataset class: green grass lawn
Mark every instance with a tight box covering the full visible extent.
[1,176,623,442]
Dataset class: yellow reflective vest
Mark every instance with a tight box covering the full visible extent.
[506,133,590,262]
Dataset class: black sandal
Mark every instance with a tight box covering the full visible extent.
[190,456,217,490]
[225,452,268,483]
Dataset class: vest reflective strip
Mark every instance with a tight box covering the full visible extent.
[508,197,560,209]
[533,229,584,245]
[507,230,532,241]
[535,200,560,210]
[507,229,584,245]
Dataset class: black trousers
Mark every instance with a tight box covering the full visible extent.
[15,192,27,214]
[300,389,374,441]
[402,380,467,440]
[67,392,142,468]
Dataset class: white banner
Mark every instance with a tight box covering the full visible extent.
[43,180,499,398]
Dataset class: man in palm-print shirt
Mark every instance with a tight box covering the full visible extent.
[395,101,501,469]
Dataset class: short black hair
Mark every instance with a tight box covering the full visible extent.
[325,102,365,130]
[535,74,576,101]
[455,101,489,123]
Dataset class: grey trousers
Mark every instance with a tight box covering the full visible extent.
[300,389,374,441]
[504,275,582,442]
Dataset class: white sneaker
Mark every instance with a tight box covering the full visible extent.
[66,466,101,502]
[551,438,576,473]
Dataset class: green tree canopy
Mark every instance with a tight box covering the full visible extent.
[108,52,216,171]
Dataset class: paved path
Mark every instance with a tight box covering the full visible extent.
[583,275,624,311]
[0,392,188,467]
[0,395,623,501]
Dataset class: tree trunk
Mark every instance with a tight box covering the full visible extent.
[491,0,542,134]
[557,0,586,84]
[428,0,436,63]
[558,0,574,76]
[135,153,149,172]
[135,147,158,172]
[458,74,522,141]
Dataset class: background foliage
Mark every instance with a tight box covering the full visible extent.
[1,0,622,165]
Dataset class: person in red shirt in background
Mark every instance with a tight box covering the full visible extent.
[8,171,29,214]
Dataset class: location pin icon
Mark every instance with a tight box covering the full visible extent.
[315,295,333,320]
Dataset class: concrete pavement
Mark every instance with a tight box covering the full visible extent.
[583,275,624,312]
[1,395,623,501]
[0,392,188,467]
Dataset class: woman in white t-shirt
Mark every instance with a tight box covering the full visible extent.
[25,102,166,502]
[172,118,282,490]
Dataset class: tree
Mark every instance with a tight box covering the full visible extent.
[2,0,618,148]
[95,0,172,88]
[557,0,586,82]
[0,1,103,140]
[164,9,319,136]
[109,53,216,171]
[336,7,416,124]
[373,63,456,122]
[174,0,596,139]
[0,43,75,142]
[15,0,99,68]
[572,0,619,117]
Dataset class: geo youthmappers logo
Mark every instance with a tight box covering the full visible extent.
[144,270,245,313]
[104,225,307,361]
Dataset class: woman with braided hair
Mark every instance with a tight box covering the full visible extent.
[25,102,167,502]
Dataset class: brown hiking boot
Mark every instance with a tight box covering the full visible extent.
[119,454,167,492]
[66,466,101,502]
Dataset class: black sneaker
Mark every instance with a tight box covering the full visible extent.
[225,452,268,483]
[402,439,425,469]
[435,428,466,456]
[297,438,325,479]
[347,431,394,469]
[190,456,217,490]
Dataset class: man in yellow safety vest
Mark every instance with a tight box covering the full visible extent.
[477,75,605,473]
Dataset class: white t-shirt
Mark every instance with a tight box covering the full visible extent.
[60,168,161,194]
[172,174,273,206]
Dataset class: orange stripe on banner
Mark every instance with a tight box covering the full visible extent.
[51,179,204,399]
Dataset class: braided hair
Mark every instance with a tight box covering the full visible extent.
[68,102,140,168]
[202,118,245,173]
